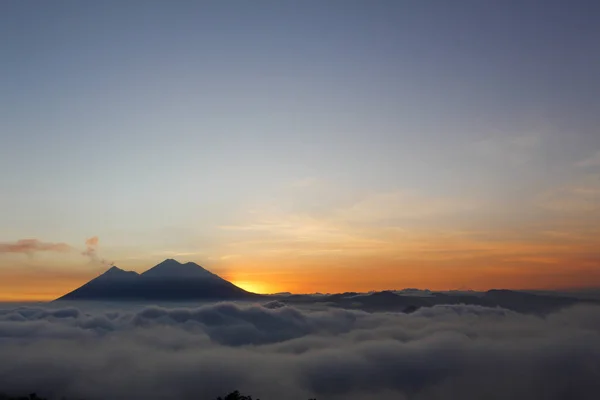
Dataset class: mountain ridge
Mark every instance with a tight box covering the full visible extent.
[141,258,221,280]
[56,259,258,301]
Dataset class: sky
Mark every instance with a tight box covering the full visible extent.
[1,0,600,300]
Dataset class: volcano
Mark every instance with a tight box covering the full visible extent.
[56,259,258,301]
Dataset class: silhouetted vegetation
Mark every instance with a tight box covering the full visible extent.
[0,394,47,400]
[216,391,257,400]
[0,391,316,400]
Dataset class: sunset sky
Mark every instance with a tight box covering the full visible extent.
[1,1,600,300]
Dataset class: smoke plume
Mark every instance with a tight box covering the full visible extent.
[81,236,113,266]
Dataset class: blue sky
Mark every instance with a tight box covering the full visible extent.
[1,1,600,298]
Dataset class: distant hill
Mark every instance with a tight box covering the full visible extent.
[275,288,596,314]
[57,259,259,301]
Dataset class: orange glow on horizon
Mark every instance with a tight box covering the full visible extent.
[230,280,272,294]
[1,229,599,301]
[1,263,599,302]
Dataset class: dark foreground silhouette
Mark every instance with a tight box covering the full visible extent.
[216,391,316,400]
[0,391,316,400]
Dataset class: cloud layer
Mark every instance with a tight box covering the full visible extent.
[0,302,599,400]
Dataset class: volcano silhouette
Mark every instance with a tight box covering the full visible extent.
[57,259,258,301]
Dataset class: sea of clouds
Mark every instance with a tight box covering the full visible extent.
[1,301,600,400]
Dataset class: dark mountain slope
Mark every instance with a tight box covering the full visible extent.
[57,259,259,301]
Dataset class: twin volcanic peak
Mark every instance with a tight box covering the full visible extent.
[57,259,256,301]
[142,258,220,279]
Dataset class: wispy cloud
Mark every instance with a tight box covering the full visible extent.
[576,150,600,168]
[221,214,390,258]
[539,185,600,214]
[0,236,117,264]
[219,187,479,260]
[0,239,71,254]
[332,190,477,223]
